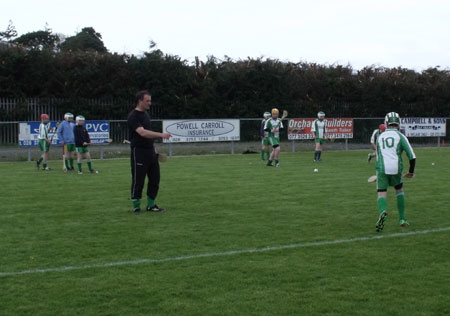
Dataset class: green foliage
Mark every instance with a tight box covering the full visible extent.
[1,25,450,119]
[1,149,450,315]
[60,27,107,53]
[13,30,59,51]
[0,20,17,41]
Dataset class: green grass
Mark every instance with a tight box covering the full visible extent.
[1,148,450,316]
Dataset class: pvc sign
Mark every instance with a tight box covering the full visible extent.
[19,121,110,146]
[163,119,240,143]
[287,118,354,140]
[400,118,446,137]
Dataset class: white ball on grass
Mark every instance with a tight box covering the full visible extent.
[314,168,318,173]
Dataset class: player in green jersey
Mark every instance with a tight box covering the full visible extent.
[260,112,271,161]
[375,112,416,232]
[73,115,98,174]
[36,113,51,171]
[264,108,283,167]
[311,111,327,162]
[368,123,386,162]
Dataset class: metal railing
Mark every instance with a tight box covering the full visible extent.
[2,118,449,146]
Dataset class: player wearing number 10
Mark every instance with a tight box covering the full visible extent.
[375,112,416,232]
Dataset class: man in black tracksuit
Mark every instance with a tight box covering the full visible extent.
[127,91,171,214]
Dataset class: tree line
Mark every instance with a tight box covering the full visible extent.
[1,22,449,120]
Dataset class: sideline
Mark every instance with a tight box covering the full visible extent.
[1,226,449,277]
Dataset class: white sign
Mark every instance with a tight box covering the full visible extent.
[163,119,240,143]
[401,118,446,137]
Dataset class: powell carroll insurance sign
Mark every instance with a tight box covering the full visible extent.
[163,119,240,143]
[287,118,354,140]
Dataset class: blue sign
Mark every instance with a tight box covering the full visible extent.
[84,121,110,144]
[19,121,110,147]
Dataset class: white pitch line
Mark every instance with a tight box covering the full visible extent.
[1,226,450,277]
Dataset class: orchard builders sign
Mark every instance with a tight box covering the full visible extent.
[287,118,353,140]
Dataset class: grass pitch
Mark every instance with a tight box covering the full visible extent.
[1,148,450,316]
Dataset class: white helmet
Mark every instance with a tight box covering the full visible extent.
[263,112,271,119]
[76,115,85,124]
[317,111,325,118]
[384,112,400,126]
[64,112,74,121]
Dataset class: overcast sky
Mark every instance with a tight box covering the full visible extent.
[2,0,450,70]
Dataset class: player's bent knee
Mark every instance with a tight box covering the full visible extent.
[394,183,403,190]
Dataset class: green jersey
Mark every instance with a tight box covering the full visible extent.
[38,122,49,140]
[376,128,416,175]
[311,119,326,139]
[260,119,269,138]
[264,118,283,139]
[370,129,380,144]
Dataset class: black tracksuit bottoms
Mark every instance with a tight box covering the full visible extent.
[130,147,160,200]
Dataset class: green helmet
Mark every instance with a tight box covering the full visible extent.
[263,112,271,119]
[385,112,400,126]
[76,115,85,124]
[64,112,74,121]
[317,111,325,118]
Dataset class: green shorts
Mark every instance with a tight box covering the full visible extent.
[262,137,270,146]
[39,139,50,152]
[76,147,89,154]
[268,136,280,147]
[315,138,326,144]
[65,144,76,152]
[377,172,403,190]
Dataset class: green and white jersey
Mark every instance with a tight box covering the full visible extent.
[370,129,380,144]
[38,122,49,140]
[311,119,326,139]
[264,118,283,139]
[376,128,416,175]
[261,119,269,137]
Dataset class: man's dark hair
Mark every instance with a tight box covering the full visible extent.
[135,90,151,105]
